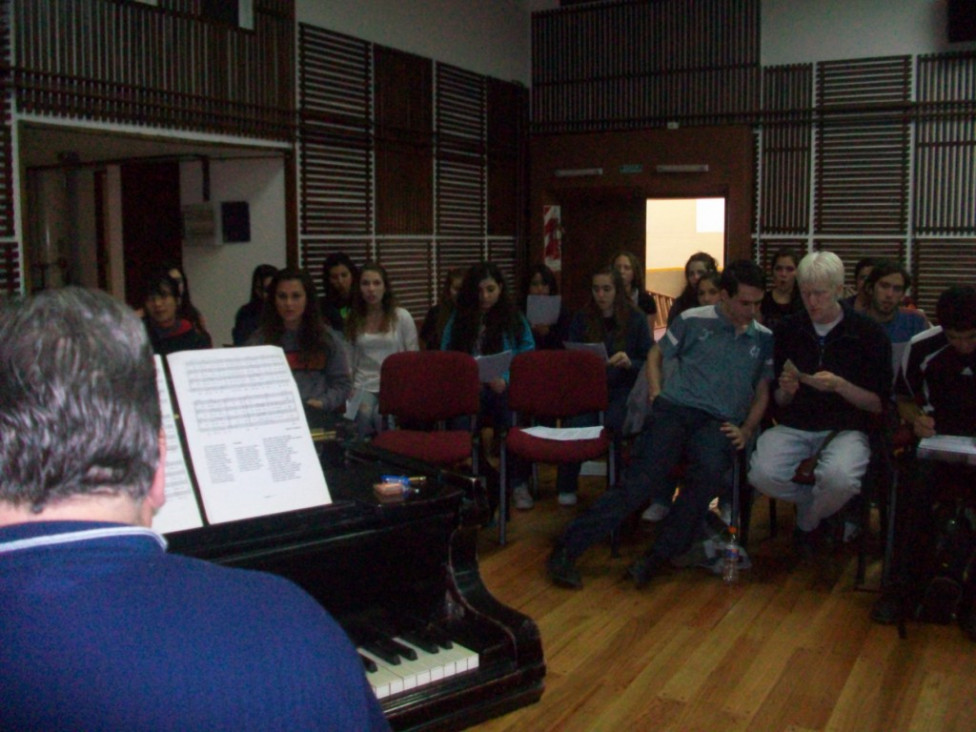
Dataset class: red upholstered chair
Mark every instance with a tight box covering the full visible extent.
[370,351,481,474]
[498,349,613,544]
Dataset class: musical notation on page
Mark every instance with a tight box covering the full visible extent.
[165,346,331,525]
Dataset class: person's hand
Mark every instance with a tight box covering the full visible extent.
[778,369,800,396]
[306,398,323,410]
[532,324,551,338]
[913,414,936,439]
[608,351,631,369]
[720,422,749,450]
[806,370,845,393]
[489,377,507,394]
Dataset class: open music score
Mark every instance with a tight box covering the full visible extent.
[151,346,331,533]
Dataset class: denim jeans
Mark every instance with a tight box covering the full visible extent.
[555,386,628,496]
[560,397,736,561]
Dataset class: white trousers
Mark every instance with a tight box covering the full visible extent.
[747,425,870,532]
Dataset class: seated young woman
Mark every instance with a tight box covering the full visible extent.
[668,251,718,326]
[232,263,277,346]
[612,250,657,334]
[249,268,351,416]
[320,252,359,332]
[760,246,804,329]
[442,262,535,512]
[556,265,653,506]
[420,267,465,351]
[143,268,212,356]
[345,262,419,438]
[522,263,571,350]
[162,261,213,347]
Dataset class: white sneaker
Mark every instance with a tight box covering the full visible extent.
[512,484,534,510]
[641,502,670,522]
[557,492,578,507]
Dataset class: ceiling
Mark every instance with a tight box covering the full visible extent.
[18,122,287,170]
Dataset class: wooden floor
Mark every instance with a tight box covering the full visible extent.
[469,470,976,732]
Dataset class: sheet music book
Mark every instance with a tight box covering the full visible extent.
[155,346,332,531]
[475,350,513,382]
[526,295,561,326]
[917,434,976,466]
[564,341,609,362]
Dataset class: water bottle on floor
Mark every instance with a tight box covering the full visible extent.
[722,526,740,584]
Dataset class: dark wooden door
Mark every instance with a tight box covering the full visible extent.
[556,187,646,313]
[121,161,182,308]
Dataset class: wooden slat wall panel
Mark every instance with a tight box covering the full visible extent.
[531,0,761,133]
[915,53,976,234]
[296,26,525,316]
[374,47,433,236]
[298,26,372,237]
[11,0,294,140]
[813,239,906,284]
[912,239,976,317]
[374,238,434,319]
[436,64,485,237]
[0,0,14,242]
[815,57,911,235]
[436,240,486,279]
[760,65,812,234]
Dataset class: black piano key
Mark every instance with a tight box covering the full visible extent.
[361,639,401,666]
[359,653,378,673]
[401,630,439,654]
[425,626,454,650]
[388,638,418,661]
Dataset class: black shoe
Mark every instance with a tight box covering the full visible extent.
[547,547,582,589]
[959,607,976,641]
[793,526,819,560]
[871,593,904,625]
[627,553,666,589]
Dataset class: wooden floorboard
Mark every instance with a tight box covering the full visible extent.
[469,469,976,731]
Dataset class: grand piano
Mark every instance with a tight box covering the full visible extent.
[165,439,546,731]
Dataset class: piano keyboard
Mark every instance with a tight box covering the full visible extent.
[360,636,480,700]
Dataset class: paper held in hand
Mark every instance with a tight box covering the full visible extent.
[475,350,513,382]
[917,434,976,466]
[526,295,561,326]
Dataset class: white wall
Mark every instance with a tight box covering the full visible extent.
[179,157,287,347]
[297,0,533,84]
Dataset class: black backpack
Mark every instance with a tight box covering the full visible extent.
[914,503,976,624]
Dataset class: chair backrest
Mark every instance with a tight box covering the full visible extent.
[378,351,480,423]
[508,349,608,420]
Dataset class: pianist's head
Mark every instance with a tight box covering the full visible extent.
[0,287,163,524]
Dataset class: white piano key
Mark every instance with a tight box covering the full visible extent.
[360,638,480,701]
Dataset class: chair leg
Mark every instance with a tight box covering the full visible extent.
[768,498,778,538]
[498,445,508,545]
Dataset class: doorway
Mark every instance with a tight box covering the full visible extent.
[645,197,725,300]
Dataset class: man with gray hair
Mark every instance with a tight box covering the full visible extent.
[748,251,892,556]
[0,288,389,730]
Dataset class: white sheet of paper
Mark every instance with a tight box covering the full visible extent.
[526,295,561,326]
[521,425,604,441]
[344,386,366,421]
[564,341,609,361]
[165,346,331,525]
[151,356,205,534]
[918,434,976,465]
[475,350,513,382]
